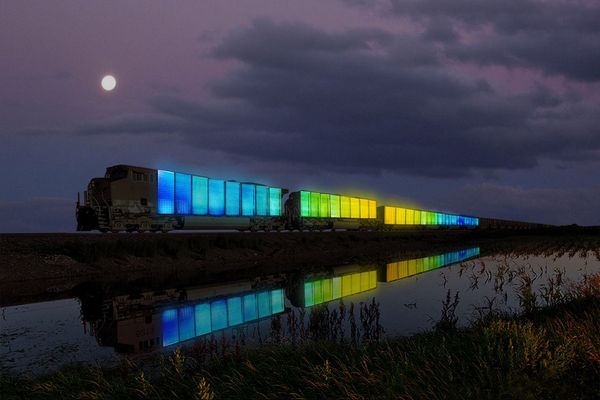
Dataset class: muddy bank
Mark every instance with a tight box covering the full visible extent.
[1,228,598,306]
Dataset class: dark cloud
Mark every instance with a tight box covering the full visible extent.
[75,19,600,178]
[372,0,600,81]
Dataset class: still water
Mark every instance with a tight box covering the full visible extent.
[2,246,599,375]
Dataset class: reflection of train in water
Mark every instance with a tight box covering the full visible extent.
[83,247,481,354]
[76,165,545,233]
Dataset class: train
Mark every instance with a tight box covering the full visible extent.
[76,164,547,232]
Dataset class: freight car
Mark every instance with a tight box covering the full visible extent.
[76,165,544,232]
[77,165,287,232]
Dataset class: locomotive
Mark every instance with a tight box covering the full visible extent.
[76,164,543,232]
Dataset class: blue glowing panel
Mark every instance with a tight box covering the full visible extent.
[175,173,191,215]
[241,184,256,216]
[269,188,282,216]
[271,289,285,313]
[208,179,225,216]
[192,176,208,215]
[210,300,228,331]
[225,181,241,216]
[243,294,258,321]
[157,170,175,214]
[256,186,268,216]
[257,291,271,318]
[194,303,211,336]
[161,309,179,346]
[178,305,195,341]
[227,297,243,326]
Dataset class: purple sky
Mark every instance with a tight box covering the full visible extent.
[1,0,599,231]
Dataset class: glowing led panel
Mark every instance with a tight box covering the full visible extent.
[157,170,175,214]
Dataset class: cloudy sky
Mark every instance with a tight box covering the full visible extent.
[1,0,599,231]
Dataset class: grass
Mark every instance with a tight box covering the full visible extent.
[2,275,600,400]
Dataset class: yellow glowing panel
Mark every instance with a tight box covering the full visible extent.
[351,273,361,294]
[408,259,417,275]
[360,271,370,290]
[384,207,395,225]
[359,199,369,219]
[414,210,421,225]
[417,258,424,273]
[387,264,397,282]
[350,198,360,219]
[342,274,352,296]
[395,207,406,225]
[340,196,351,218]
[398,261,409,279]
[406,209,414,224]
[369,270,377,289]
[369,200,377,219]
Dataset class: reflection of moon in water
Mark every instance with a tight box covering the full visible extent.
[101,75,117,91]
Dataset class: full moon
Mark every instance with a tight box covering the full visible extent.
[101,75,117,91]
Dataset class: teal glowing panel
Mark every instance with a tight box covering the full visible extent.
[300,191,310,217]
[175,173,191,215]
[225,181,240,216]
[194,303,211,335]
[243,294,258,321]
[227,297,243,326]
[271,289,285,313]
[192,176,208,215]
[178,305,195,341]
[211,300,228,331]
[157,170,175,214]
[241,184,256,216]
[208,179,225,216]
[257,291,271,318]
[304,282,314,307]
[256,186,268,216]
[161,309,179,346]
[269,188,282,216]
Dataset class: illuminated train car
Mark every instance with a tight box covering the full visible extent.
[77,165,545,232]
[77,165,287,232]
[88,280,287,353]
[382,247,480,282]
[288,265,378,308]
[285,190,378,231]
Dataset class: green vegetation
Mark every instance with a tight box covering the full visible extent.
[3,275,600,400]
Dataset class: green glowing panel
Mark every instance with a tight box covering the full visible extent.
[330,195,340,218]
[300,191,310,217]
[310,192,320,217]
[332,277,342,299]
[320,193,330,218]
[313,280,323,304]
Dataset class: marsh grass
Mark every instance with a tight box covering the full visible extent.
[3,272,600,400]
